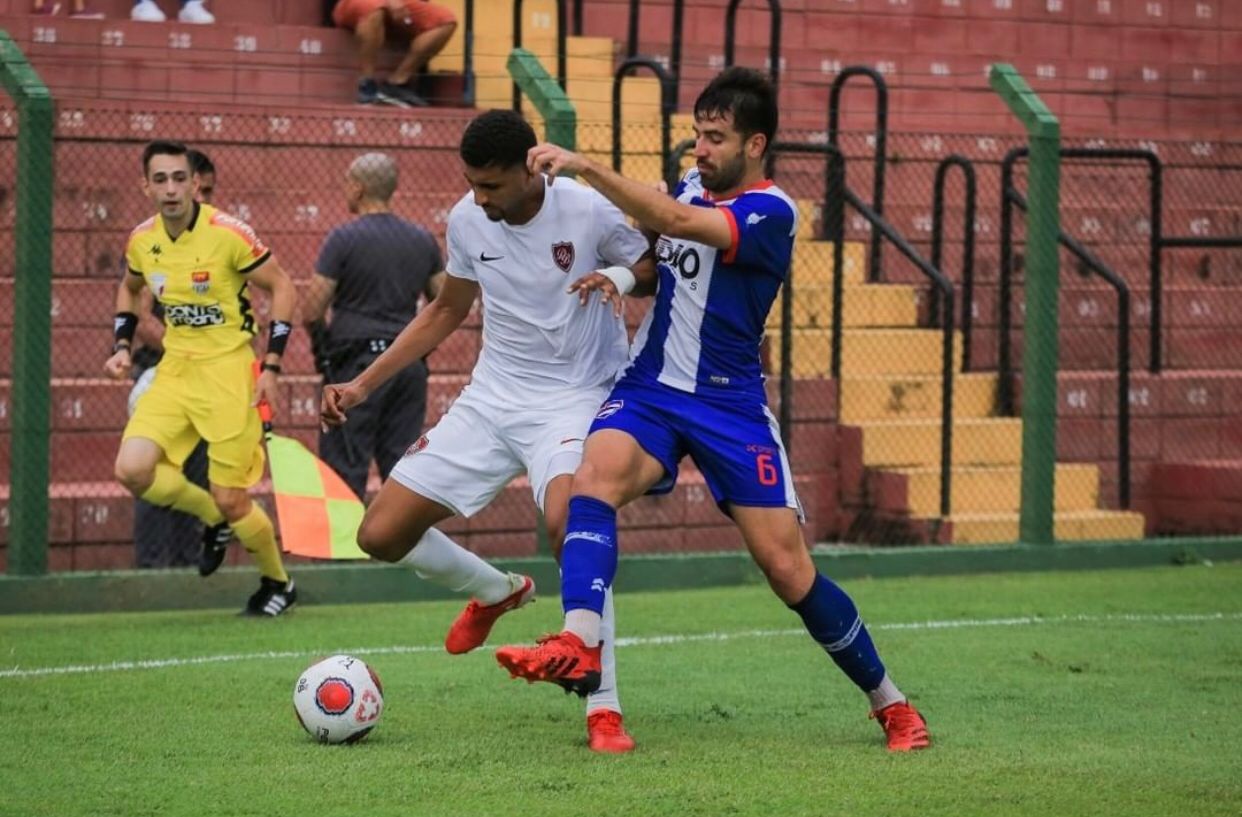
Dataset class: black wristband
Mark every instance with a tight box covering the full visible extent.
[267,319,292,358]
[114,312,138,345]
[261,362,282,374]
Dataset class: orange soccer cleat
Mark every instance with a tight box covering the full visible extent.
[871,701,931,752]
[587,709,635,754]
[495,631,602,697]
[444,574,535,654]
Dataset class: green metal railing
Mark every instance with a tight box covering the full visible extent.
[989,63,1061,547]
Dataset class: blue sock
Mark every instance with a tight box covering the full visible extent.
[790,573,886,692]
[560,496,618,616]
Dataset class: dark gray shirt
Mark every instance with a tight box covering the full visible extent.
[316,213,442,344]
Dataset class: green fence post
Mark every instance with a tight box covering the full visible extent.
[989,64,1061,546]
[507,47,577,151]
[0,32,53,574]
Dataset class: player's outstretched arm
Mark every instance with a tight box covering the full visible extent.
[320,273,477,429]
[103,272,146,380]
[248,257,298,412]
[528,143,733,250]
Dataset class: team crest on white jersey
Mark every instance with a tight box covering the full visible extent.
[405,435,429,457]
[551,241,575,273]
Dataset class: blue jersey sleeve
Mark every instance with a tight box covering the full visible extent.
[719,190,797,279]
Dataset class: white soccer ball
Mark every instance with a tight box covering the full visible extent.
[292,655,384,744]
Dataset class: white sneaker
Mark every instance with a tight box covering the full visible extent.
[178,0,214,24]
[130,0,165,22]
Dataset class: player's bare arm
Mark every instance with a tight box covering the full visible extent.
[567,253,658,315]
[134,289,164,355]
[300,271,336,326]
[247,256,298,412]
[528,143,733,250]
[104,272,147,380]
[320,272,478,429]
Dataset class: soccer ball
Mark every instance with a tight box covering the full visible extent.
[292,655,384,744]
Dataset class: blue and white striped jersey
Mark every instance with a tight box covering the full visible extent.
[620,168,798,403]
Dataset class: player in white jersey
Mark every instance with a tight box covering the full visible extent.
[496,69,931,753]
[320,110,655,753]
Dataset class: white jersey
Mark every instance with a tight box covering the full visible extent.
[446,177,648,404]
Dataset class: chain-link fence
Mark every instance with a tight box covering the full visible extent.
[764,130,1241,544]
[2,102,1240,571]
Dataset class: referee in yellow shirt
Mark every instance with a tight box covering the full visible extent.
[104,140,298,616]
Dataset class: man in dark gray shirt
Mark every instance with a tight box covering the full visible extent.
[304,152,444,500]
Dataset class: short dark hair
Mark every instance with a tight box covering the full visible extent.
[187,148,215,176]
[459,109,537,169]
[142,140,190,176]
[693,67,778,155]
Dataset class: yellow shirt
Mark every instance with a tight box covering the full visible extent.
[125,203,271,360]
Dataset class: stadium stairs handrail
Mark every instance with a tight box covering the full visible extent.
[931,155,978,374]
[1000,153,1133,510]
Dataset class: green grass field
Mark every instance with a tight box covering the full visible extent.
[2,563,1241,817]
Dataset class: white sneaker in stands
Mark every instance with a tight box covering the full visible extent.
[178,0,215,24]
[130,0,165,22]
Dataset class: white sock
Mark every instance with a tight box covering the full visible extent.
[564,608,602,647]
[866,674,906,712]
[399,527,515,604]
[587,588,620,715]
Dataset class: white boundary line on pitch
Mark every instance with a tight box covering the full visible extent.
[2,611,1239,680]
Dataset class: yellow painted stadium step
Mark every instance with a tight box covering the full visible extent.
[765,329,831,377]
[890,463,1100,517]
[838,373,998,422]
[577,111,696,156]
[582,152,665,185]
[577,116,665,153]
[566,36,616,79]
[767,284,919,330]
[569,75,663,108]
[468,0,563,47]
[857,417,1023,467]
[794,240,866,284]
[948,510,1147,545]
[841,329,962,375]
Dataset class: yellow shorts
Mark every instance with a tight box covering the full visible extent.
[123,347,265,488]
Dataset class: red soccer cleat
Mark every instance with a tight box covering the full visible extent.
[587,709,635,754]
[871,701,931,752]
[495,631,602,697]
[444,574,535,654]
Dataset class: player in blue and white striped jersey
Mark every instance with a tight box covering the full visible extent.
[497,67,931,752]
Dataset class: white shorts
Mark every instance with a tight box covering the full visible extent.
[388,384,609,517]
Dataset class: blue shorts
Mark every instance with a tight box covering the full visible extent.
[590,379,801,517]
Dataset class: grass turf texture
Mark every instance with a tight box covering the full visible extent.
[1,563,1240,817]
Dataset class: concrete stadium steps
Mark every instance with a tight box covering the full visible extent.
[838,373,998,423]
[947,509,1148,545]
[792,241,868,286]
[579,0,1238,137]
[1,13,386,108]
[8,2,1237,137]
[1146,460,1242,536]
[766,281,920,329]
[882,463,1101,518]
[839,329,963,376]
[851,417,1023,468]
